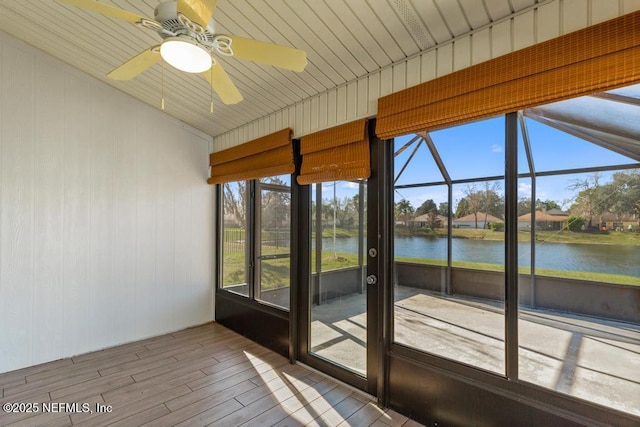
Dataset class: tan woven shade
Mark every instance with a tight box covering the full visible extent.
[297,119,370,185]
[376,11,640,139]
[207,128,293,184]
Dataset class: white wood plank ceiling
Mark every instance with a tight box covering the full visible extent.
[0,0,547,138]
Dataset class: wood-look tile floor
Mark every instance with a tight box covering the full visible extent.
[0,323,423,427]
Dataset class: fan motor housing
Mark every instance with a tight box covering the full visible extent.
[154,1,216,34]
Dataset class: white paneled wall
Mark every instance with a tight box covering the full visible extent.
[212,0,640,150]
[0,32,214,374]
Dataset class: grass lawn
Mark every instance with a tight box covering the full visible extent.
[225,227,361,240]
[222,243,639,288]
[222,225,638,288]
[530,229,640,245]
[222,254,291,290]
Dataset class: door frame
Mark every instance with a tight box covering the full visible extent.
[369,123,393,404]
[254,179,293,308]
[294,121,389,398]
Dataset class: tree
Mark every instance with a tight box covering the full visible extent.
[517,197,532,216]
[415,199,437,216]
[609,171,640,220]
[463,184,483,228]
[224,181,247,228]
[481,181,503,227]
[427,209,441,229]
[455,183,505,228]
[438,202,449,217]
[342,194,363,228]
[569,173,606,228]
[316,194,363,229]
[261,182,291,229]
[538,199,561,211]
[455,198,469,219]
[334,196,357,228]
[394,199,415,225]
[518,198,562,216]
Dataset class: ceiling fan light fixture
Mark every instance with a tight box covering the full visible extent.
[160,37,211,73]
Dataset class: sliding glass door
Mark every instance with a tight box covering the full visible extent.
[308,180,368,376]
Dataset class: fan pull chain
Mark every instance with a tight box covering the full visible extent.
[161,61,165,110]
[210,65,214,113]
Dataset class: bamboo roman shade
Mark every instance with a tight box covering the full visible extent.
[207,128,293,185]
[297,119,370,185]
[376,11,640,139]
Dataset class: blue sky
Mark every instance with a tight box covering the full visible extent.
[313,86,638,213]
[390,114,634,211]
[311,85,640,212]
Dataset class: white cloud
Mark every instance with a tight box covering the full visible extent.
[342,181,360,189]
[491,144,503,153]
[518,182,532,196]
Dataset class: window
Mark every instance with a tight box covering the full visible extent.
[391,84,640,417]
[517,87,640,416]
[393,117,506,375]
[221,180,249,296]
[218,174,292,310]
[256,176,292,309]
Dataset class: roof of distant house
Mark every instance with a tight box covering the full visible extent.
[518,210,569,221]
[454,212,502,223]
[546,208,569,216]
[410,213,448,222]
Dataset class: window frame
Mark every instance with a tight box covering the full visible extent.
[216,176,293,313]
[389,104,640,418]
[391,115,510,377]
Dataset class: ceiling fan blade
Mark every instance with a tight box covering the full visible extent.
[177,0,217,28]
[227,36,307,72]
[107,46,161,80]
[202,60,243,105]
[56,0,152,24]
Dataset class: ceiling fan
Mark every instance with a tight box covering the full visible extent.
[57,0,308,105]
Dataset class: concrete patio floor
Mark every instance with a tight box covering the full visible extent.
[310,285,640,417]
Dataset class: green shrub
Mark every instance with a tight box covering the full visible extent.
[490,221,504,231]
[567,215,585,231]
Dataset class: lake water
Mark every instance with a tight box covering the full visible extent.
[319,237,639,277]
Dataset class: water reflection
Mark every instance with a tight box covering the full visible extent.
[320,237,639,276]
